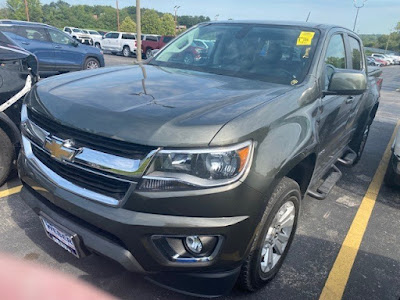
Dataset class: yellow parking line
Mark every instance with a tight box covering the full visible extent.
[319,120,400,300]
[0,185,22,199]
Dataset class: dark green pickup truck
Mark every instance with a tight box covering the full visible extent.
[18,21,382,296]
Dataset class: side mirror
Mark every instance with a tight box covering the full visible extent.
[326,70,367,96]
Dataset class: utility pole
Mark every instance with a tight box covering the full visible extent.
[174,6,180,36]
[353,0,367,32]
[214,14,219,21]
[24,0,30,21]
[136,0,142,62]
[116,0,120,31]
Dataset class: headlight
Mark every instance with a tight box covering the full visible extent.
[138,141,253,191]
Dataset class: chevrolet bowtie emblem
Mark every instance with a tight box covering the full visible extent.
[44,137,78,162]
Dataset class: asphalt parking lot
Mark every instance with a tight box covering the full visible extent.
[0,61,399,300]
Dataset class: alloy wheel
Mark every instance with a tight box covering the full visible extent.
[260,200,295,273]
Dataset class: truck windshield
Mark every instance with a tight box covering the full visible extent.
[150,24,319,85]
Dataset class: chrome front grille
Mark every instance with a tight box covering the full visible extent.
[28,108,156,159]
[22,106,158,206]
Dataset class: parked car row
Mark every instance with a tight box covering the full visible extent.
[368,53,400,66]
[0,20,104,75]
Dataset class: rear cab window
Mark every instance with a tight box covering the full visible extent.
[348,36,363,70]
[122,34,136,40]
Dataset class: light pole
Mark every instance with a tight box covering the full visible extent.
[174,5,180,36]
[136,0,142,62]
[24,0,30,21]
[353,0,367,32]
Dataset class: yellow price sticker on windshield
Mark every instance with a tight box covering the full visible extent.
[297,31,315,46]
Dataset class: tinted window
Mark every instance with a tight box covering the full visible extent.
[48,29,73,45]
[163,36,173,43]
[89,31,100,35]
[325,34,346,69]
[72,29,81,33]
[9,26,49,42]
[152,24,320,85]
[65,28,71,33]
[105,32,119,39]
[122,34,135,40]
[349,36,363,70]
[147,36,158,41]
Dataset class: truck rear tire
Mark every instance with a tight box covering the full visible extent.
[146,48,153,59]
[238,177,300,291]
[122,46,131,57]
[350,122,371,165]
[0,127,15,187]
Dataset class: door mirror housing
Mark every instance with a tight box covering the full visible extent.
[326,70,367,96]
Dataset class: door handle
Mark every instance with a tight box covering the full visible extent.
[346,96,355,104]
[54,45,62,49]
[21,42,30,45]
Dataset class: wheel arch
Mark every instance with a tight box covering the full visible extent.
[284,153,317,197]
[0,112,20,146]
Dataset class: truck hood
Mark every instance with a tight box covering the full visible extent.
[29,65,293,147]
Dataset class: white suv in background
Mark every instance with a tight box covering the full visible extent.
[82,29,103,49]
[101,32,137,57]
[63,27,91,44]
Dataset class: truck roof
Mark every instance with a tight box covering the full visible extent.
[203,20,352,32]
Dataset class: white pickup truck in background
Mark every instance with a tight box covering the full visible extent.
[101,32,137,57]
[82,29,103,49]
[63,27,92,44]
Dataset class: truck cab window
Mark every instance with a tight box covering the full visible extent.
[349,36,363,70]
[324,34,346,89]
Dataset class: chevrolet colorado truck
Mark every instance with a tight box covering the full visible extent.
[18,21,381,296]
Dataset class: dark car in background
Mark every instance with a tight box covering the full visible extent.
[0,31,38,186]
[384,127,400,187]
[0,20,104,74]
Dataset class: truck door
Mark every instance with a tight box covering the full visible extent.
[342,35,367,140]
[316,33,354,170]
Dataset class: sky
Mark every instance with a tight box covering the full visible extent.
[2,0,399,34]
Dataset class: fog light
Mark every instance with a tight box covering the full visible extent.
[185,236,203,254]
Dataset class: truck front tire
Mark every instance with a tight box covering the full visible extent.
[0,127,15,186]
[238,177,300,291]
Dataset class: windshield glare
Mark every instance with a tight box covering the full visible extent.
[152,24,319,85]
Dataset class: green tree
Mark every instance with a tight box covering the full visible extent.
[6,0,43,22]
[160,13,175,35]
[120,16,136,32]
[141,9,162,34]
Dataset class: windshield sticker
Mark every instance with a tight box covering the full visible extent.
[297,31,315,46]
[291,79,299,85]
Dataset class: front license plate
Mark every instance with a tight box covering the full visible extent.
[40,216,80,258]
